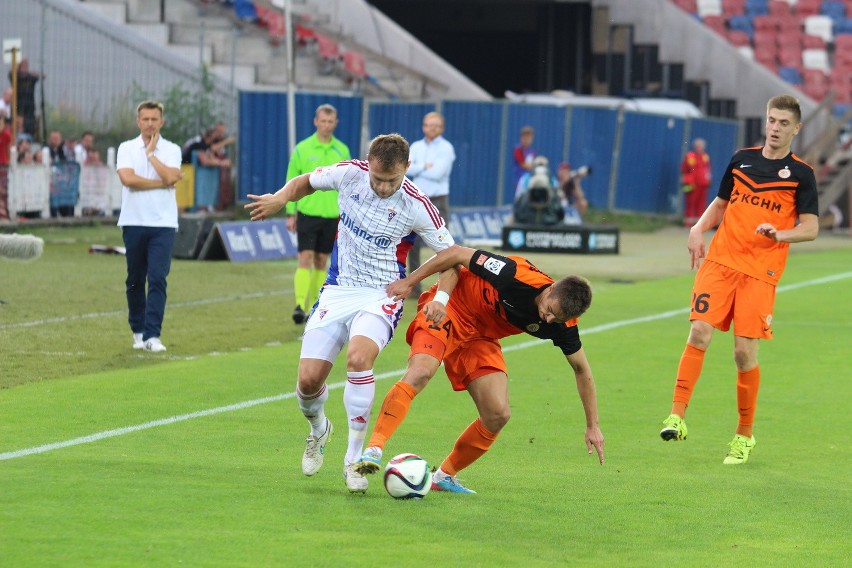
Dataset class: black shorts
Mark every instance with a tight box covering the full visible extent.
[296,213,338,254]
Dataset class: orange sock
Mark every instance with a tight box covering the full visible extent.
[672,343,707,417]
[366,381,416,449]
[736,366,760,438]
[440,418,499,477]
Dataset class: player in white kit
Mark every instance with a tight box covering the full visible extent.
[245,134,456,493]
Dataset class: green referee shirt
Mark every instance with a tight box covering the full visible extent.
[285,133,351,217]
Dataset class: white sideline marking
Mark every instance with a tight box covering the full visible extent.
[0,290,291,331]
[2,271,851,462]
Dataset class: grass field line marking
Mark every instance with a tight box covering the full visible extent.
[2,270,850,462]
[0,289,292,330]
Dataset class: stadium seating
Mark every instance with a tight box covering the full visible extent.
[697,0,723,17]
[670,0,852,115]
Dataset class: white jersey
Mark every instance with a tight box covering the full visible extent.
[309,160,454,288]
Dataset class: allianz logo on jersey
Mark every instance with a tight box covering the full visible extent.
[339,211,393,248]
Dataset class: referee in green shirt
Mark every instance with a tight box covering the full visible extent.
[285,104,351,323]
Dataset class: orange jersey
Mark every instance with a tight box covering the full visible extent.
[419,250,582,355]
[707,147,818,285]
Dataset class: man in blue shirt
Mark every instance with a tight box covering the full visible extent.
[406,112,456,297]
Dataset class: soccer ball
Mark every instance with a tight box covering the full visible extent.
[383,453,432,499]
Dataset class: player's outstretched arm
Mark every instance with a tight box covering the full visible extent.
[566,347,604,465]
[387,244,475,300]
[245,174,315,221]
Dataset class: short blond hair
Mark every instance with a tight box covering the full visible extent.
[136,100,165,116]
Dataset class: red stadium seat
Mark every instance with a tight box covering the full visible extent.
[342,51,367,78]
[702,14,728,34]
[316,33,340,60]
[795,0,821,16]
[673,0,699,13]
[776,14,803,31]
[728,30,752,45]
[801,34,826,48]
[768,0,791,15]
[777,46,803,67]
[722,0,746,15]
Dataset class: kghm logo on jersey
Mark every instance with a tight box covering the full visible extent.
[729,188,782,213]
[387,208,398,222]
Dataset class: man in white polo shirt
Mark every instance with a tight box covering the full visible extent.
[116,100,183,353]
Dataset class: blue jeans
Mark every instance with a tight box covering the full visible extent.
[122,226,176,341]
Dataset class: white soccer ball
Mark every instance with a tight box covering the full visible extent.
[383,453,432,499]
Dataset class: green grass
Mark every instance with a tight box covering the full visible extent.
[1,226,850,567]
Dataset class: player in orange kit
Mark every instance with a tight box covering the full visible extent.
[659,94,819,465]
[355,244,605,493]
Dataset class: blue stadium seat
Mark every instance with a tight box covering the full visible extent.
[778,66,803,84]
[834,18,852,33]
[820,1,847,21]
[745,0,769,16]
[728,14,755,36]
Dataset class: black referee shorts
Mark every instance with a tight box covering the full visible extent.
[296,212,338,254]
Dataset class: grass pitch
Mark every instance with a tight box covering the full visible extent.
[1,224,850,567]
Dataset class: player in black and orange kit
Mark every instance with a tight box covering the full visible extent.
[660,94,819,465]
[355,244,605,494]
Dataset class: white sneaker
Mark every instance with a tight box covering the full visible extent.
[132,333,144,350]
[343,463,369,493]
[302,419,333,476]
[144,337,167,352]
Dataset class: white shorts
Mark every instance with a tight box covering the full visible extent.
[300,285,404,362]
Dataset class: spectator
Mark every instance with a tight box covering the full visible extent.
[681,137,712,227]
[46,130,66,162]
[8,59,42,137]
[116,100,183,353]
[557,162,590,216]
[209,122,236,211]
[405,111,456,298]
[85,149,103,166]
[16,134,34,164]
[74,132,95,164]
[512,125,536,187]
[182,128,230,167]
[0,113,11,219]
[0,88,11,120]
[62,136,77,162]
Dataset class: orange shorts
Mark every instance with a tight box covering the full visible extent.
[691,260,776,339]
[407,292,506,392]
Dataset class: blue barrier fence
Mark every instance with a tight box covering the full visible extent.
[238,92,739,214]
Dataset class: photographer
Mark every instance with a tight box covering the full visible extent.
[557,162,589,216]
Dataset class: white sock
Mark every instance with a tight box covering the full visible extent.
[343,370,375,464]
[297,383,329,437]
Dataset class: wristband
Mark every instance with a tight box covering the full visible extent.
[432,290,450,305]
[146,151,155,159]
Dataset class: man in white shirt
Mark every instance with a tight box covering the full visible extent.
[405,112,455,297]
[245,133,457,494]
[116,100,183,353]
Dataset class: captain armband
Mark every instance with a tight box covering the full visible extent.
[432,290,450,306]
